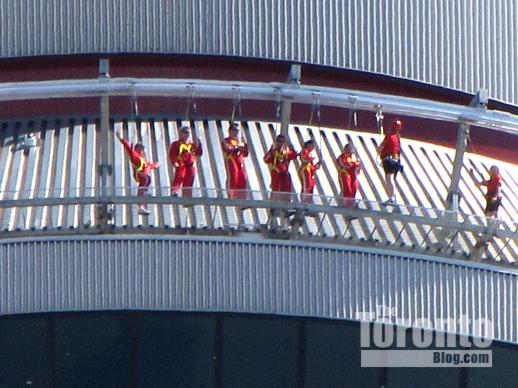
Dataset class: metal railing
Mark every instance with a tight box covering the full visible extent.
[1,75,517,266]
[1,77,518,135]
[1,187,516,266]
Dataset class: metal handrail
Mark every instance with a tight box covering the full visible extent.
[1,77,518,135]
[1,187,517,265]
[0,185,510,229]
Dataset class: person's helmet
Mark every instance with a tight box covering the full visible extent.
[133,142,145,152]
[391,119,403,132]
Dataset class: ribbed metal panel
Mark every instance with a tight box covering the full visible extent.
[1,0,517,106]
[0,235,516,344]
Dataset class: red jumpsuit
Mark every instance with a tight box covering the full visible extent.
[482,174,503,215]
[264,145,297,201]
[298,147,318,203]
[119,138,158,196]
[380,133,401,158]
[222,137,249,199]
[169,140,203,197]
[380,132,401,174]
[337,151,360,207]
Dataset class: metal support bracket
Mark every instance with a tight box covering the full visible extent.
[99,58,112,201]
[446,90,488,211]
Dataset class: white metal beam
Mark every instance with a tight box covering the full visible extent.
[0,78,518,135]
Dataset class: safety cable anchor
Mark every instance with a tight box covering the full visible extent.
[231,85,242,122]
[129,82,139,118]
[310,92,321,124]
[375,104,384,122]
[273,86,282,119]
[185,83,197,120]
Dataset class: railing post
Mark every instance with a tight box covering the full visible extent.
[98,58,113,227]
[446,90,488,212]
[279,64,301,137]
[279,98,293,137]
[446,121,470,212]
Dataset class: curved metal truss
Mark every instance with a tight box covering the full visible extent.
[1,75,517,268]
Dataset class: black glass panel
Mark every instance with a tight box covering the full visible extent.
[468,343,518,388]
[0,317,50,387]
[222,317,299,388]
[305,320,379,388]
[386,330,461,388]
[139,314,215,388]
[54,314,134,388]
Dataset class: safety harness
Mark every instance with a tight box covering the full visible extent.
[132,155,147,182]
[271,149,288,173]
[224,138,240,161]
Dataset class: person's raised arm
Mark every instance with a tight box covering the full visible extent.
[116,130,132,153]
[263,145,274,163]
[288,146,298,160]
[469,168,485,186]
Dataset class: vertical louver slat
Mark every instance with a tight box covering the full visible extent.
[113,121,127,227]
[2,124,21,230]
[66,123,82,228]
[153,120,173,227]
[139,120,159,225]
[32,124,56,229]
[82,122,97,228]
[50,123,69,228]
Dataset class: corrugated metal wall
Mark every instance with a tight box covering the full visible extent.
[0,235,516,344]
[0,0,517,106]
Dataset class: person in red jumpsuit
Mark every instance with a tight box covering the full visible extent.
[378,119,403,205]
[472,165,503,218]
[222,123,249,199]
[263,134,297,201]
[337,143,361,207]
[169,126,203,197]
[298,139,321,203]
[116,131,159,215]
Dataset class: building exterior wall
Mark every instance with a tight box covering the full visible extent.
[1,0,517,106]
[1,235,516,345]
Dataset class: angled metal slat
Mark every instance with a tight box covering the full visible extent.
[140,120,159,226]
[50,122,69,228]
[32,124,56,229]
[82,122,97,228]
[153,119,174,227]
[65,123,83,228]
[16,122,42,229]
[113,120,128,227]
[2,122,26,231]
